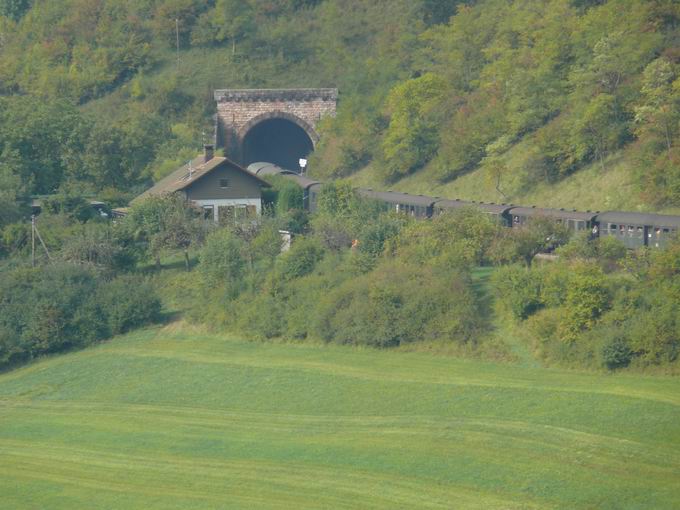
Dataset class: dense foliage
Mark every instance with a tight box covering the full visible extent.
[0,264,160,368]
[185,192,490,349]
[3,0,679,209]
[493,235,680,369]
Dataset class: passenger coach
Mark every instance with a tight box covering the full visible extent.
[434,199,513,226]
[596,211,680,249]
[251,160,680,251]
[509,206,598,232]
[357,190,435,218]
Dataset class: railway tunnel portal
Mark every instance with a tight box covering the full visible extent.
[214,88,338,171]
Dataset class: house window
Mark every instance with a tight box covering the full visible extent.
[218,205,235,225]
[219,178,229,188]
[202,205,214,220]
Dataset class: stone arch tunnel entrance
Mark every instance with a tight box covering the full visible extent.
[214,88,338,171]
[241,117,314,171]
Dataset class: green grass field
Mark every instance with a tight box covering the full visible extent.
[1,325,679,509]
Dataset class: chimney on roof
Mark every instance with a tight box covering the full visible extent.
[204,144,214,163]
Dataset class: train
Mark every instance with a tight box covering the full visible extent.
[247,162,680,250]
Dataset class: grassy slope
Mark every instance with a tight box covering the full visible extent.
[1,326,679,509]
[348,140,680,216]
[82,45,329,123]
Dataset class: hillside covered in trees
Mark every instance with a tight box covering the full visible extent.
[1,0,680,216]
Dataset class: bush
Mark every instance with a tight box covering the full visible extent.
[0,264,161,369]
[559,263,610,342]
[312,261,482,348]
[601,336,633,370]
[492,265,542,320]
[59,223,137,271]
[394,207,497,267]
[276,237,325,281]
[96,276,162,335]
[198,229,246,296]
[235,293,284,340]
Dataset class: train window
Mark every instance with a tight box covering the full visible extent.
[609,224,617,231]
[663,228,670,234]
[513,216,520,224]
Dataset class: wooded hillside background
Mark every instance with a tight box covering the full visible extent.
[1,0,680,212]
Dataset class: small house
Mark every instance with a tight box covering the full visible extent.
[133,145,270,223]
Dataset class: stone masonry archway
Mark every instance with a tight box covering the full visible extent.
[214,88,338,169]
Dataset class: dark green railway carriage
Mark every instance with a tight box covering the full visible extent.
[434,199,513,226]
[596,211,680,249]
[357,190,436,218]
[282,174,322,211]
[308,183,322,213]
[509,206,598,232]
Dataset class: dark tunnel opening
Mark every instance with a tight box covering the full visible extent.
[242,118,314,172]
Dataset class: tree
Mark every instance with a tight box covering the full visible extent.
[482,136,512,199]
[276,237,324,281]
[420,0,460,26]
[0,0,31,21]
[381,73,448,181]
[215,0,255,54]
[508,217,571,267]
[571,93,627,172]
[0,145,27,229]
[633,57,680,204]
[198,228,246,297]
[152,0,204,47]
[125,194,206,270]
[42,185,98,223]
[560,262,610,342]
[0,97,83,194]
[492,264,543,320]
[315,181,357,219]
[59,223,135,271]
[635,57,680,157]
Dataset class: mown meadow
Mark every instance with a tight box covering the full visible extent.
[1,325,679,509]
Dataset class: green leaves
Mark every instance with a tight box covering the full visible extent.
[381,73,448,181]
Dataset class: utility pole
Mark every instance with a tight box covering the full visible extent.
[31,214,35,267]
[30,215,51,265]
[176,18,180,70]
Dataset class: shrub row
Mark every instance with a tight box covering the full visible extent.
[492,239,680,369]
[0,264,161,368]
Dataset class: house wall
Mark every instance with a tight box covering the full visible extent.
[184,163,263,201]
[183,162,264,222]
